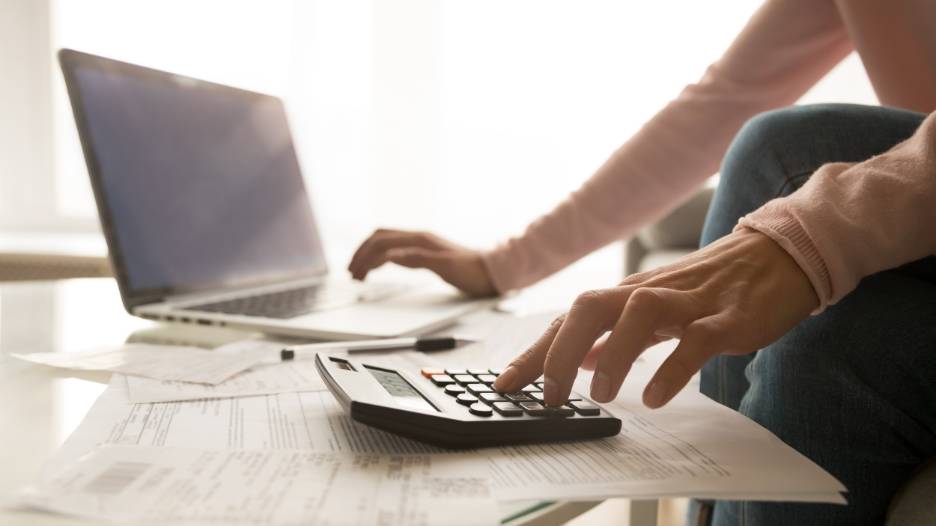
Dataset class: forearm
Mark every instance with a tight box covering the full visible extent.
[482,0,852,293]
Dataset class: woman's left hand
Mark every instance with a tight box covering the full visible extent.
[492,228,820,409]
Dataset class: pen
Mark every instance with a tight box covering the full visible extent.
[280,336,476,360]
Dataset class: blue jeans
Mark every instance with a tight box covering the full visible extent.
[695,104,936,525]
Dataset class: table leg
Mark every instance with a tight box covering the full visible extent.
[629,499,658,526]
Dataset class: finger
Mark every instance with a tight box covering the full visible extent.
[386,247,449,271]
[642,315,731,409]
[542,289,632,406]
[385,249,460,284]
[358,233,445,273]
[580,332,671,372]
[492,313,567,392]
[579,333,609,371]
[350,231,414,278]
[351,248,411,278]
[349,229,396,274]
[590,288,702,403]
[349,232,443,279]
[617,266,667,287]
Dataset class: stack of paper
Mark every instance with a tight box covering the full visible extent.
[490,381,845,503]
[17,446,497,526]
[22,371,845,507]
[9,312,848,525]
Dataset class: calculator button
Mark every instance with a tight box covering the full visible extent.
[467,384,493,396]
[493,402,523,417]
[521,385,541,393]
[480,393,508,405]
[443,385,466,396]
[468,402,494,416]
[476,374,498,383]
[430,375,456,386]
[468,403,493,417]
[456,393,478,406]
[503,392,530,403]
[444,368,468,376]
[519,402,551,416]
[420,367,444,377]
[454,374,478,385]
[468,368,489,375]
[569,401,601,416]
[528,392,546,403]
[553,406,575,417]
[488,368,504,376]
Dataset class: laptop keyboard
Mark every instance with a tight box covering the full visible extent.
[187,282,405,319]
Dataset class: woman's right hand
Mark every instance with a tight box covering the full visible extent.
[348,229,498,297]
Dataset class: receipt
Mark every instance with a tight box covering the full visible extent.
[13,340,272,385]
[18,445,497,526]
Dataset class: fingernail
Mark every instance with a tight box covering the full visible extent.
[543,378,561,407]
[493,366,517,391]
[644,380,668,409]
[590,373,611,402]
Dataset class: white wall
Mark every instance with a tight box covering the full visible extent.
[0,0,57,228]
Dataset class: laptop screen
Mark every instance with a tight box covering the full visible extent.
[71,63,326,297]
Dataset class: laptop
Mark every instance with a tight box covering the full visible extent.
[59,49,495,341]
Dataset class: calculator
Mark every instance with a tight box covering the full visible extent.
[315,353,622,448]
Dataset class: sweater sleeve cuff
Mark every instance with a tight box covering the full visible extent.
[735,211,832,314]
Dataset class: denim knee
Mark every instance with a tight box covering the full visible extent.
[725,103,911,190]
[700,106,817,246]
[701,104,925,248]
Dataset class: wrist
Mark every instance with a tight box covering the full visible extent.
[736,226,820,313]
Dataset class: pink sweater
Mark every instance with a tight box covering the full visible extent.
[481,0,936,311]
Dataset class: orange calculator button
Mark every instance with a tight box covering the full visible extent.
[420,367,445,378]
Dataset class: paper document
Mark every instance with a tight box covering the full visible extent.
[18,445,497,526]
[13,340,273,385]
[125,349,441,404]
[487,380,846,503]
[38,374,450,482]
[439,310,560,366]
[38,372,845,505]
[126,358,328,403]
[28,312,846,506]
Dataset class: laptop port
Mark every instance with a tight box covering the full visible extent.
[165,315,175,321]
[197,319,212,326]
[141,313,158,320]
[181,317,191,323]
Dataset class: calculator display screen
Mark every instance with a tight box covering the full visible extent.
[365,367,438,412]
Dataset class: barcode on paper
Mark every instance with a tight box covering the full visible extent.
[83,461,151,494]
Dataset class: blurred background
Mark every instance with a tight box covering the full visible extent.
[0,0,878,292]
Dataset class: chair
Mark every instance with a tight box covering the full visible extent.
[624,186,714,277]
[625,188,936,525]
